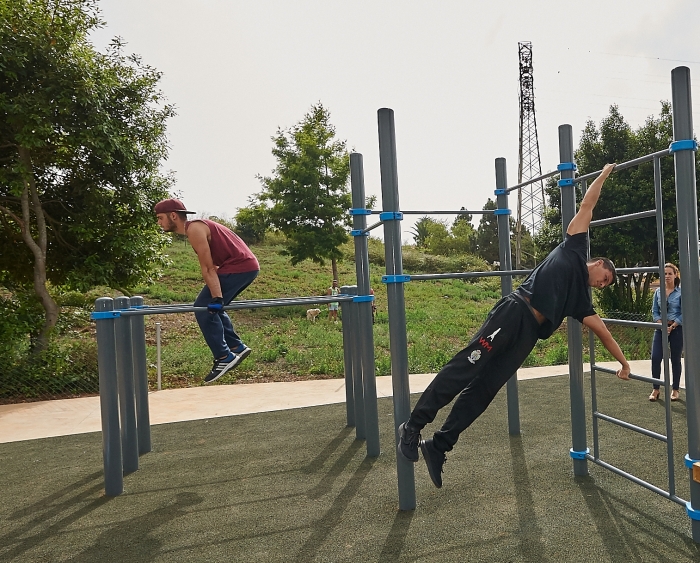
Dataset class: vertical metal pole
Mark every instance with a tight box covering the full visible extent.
[156,323,162,391]
[339,294,355,427]
[94,298,123,496]
[342,285,366,439]
[559,124,588,477]
[495,158,520,435]
[114,296,139,475]
[378,108,416,510]
[130,296,151,455]
[670,66,700,540]
[653,157,677,497]
[350,153,381,457]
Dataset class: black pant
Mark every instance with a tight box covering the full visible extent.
[409,294,540,453]
[651,325,683,390]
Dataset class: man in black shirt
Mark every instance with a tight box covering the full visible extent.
[398,163,630,488]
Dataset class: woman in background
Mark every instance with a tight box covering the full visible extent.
[649,263,683,402]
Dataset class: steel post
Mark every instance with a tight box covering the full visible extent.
[559,124,588,476]
[340,292,356,427]
[495,157,520,435]
[350,153,381,457]
[342,285,366,440]
[670,66,700,541]
[94,298,123,496]
[130,296,151,455]
[378,108,416,510]
[114,296,139,475]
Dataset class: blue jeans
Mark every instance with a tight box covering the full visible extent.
[651,325,683,390]
[194,270,258,359]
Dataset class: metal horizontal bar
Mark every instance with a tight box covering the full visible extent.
[575,149,670,183]
[361,220,384,234]
[398,210,495,215]
[117,295,355,316]
[614,267,659,274]
[600,318,659,329]
[589,209,657,228]
[593,411,668,442]
[409,269,532,281]
[586,455,687,507]
[592,365,662,386]
[506,170,560,193]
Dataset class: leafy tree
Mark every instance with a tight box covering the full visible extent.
[258,103,350,281]
[473,199,534,267]
[537,103,699,313]
[0,0,174,351]
[234,196,270,244]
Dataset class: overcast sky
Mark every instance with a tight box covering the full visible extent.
[90,0,700,242]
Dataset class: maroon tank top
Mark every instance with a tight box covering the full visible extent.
[185,219,259,274]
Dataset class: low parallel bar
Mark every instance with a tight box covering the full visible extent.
[409,269,531,281]
[506,169,560,193]
[587,455,687,507]
[593,364,663,386]
[575,148,670,183]
[593,411,668,442]
[117,295,356,317]
[399,210,494,215]
[589,209,656,228]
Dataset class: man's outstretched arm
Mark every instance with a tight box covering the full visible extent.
[582,314,630,380]
[566,163,616,235]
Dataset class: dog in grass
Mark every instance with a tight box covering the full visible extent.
[306,308,321,322]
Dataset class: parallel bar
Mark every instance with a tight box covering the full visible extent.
[399,210,495,215]
[94,297,123,496]
[587,456,687,507]
[506,169,560,193]
[495,157,520,435]
[350,153,381,457]
[130,296,151,455]
[409,269,531,281]
[594,411,668,442]
[589,209,656,228]
[114,296,139,475]
[339,292,355,427]
[119,295,356,316]
[378,107,416,511]
[575,148,671,183]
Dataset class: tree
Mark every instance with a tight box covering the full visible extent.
[258,103,350,281]
[0,0,174,352]
[234,196,270,245]
[473,199,534,267]
[536,103,700,313]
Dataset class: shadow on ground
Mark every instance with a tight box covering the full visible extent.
[2,375,700,562]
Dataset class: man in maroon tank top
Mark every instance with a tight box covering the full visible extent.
[155,199,260,383]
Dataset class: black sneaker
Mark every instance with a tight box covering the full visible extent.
[233,345,252,363]
[397,421,421,463]
[204,353,241,383]
[420,438,446,488]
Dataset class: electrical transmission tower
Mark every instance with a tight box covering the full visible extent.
[516,41,545,268]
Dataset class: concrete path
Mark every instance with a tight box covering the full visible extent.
[0,359,676,444]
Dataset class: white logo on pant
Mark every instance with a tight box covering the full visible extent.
[467,349,482,364]
[487,328,501,341]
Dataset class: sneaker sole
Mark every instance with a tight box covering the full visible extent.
[397,422,420,463]
[420,440,443,489]
[204,348,252,384]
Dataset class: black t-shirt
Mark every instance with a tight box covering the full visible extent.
[517,232,595,339]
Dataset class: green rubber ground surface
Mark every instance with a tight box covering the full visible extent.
[2,375,699,562]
